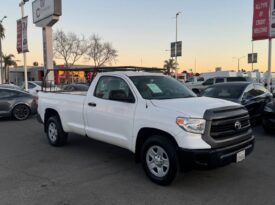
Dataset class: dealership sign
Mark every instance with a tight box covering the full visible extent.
[253,0,270,40]
[17,16,29,54]
[270,0,275,37]
[32,0,62,24]
[252,0,275,40]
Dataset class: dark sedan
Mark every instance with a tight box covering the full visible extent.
[263,98,275,133]
[0,88,37,120]
[201,82,273,122]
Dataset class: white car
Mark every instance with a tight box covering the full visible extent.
[22,81,59,95]
[37,72,254,185]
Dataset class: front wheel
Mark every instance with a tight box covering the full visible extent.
[46,116,68,146]
[141,135,179,185]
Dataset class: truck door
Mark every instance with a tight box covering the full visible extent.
[84,76,137,149]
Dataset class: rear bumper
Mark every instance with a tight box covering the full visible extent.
[179,136,255,168]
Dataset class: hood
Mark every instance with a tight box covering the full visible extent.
[151,97,240,118]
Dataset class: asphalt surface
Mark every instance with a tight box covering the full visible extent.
[0,117,275,205]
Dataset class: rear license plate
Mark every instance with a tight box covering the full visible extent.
[236,150,246,163]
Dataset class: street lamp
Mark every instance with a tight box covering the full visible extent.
[19,0,29,91]
[0,15,7,84]
[233,56,245,72]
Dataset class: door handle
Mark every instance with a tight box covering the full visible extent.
[88,102,97,107]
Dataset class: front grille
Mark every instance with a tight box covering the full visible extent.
[210,113,251,140]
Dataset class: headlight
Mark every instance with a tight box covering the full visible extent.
[176,117,206,134]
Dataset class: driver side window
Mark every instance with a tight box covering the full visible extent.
[94,76,135,102]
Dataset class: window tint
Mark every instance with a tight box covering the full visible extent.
[28,83,36,89]
[202,84,247,99]
[203,78,214,86]
[215,78,225,84]
[94,76,134,101]
[227,77,246,82]
[0,90,17,98]
[254,85,267,96]
[244,85,262,98]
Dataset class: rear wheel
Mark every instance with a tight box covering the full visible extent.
[12,104,30,121]
[46,116,68,146]
[141,135,179,185]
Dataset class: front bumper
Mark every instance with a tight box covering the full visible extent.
[179,136,255,168]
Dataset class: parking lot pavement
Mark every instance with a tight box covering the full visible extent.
[0,118,274,205]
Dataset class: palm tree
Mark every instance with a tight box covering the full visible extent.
[0,23,5,83]
[0,23,4,40]
[3,54,17,83]
[163,59,178,75]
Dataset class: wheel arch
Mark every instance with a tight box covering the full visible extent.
[134,127,179,162]
[44,108,62,132]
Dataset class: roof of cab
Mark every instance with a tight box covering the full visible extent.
[98,71,165,77]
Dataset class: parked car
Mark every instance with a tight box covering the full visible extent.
[188,76,252,94]
[0,84,23,91]
[63,84,89,92]
[22,81,59,95]
[0,88,37,120]
[201,82,273,123]
[37,72,254,185]
[262,97,275,133]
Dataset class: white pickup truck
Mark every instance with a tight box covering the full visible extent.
[37,72,254,185]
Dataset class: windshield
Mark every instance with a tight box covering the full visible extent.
[202,84,248,99]
[130,76,196,100]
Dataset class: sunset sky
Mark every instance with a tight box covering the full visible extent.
[0,0,274,73]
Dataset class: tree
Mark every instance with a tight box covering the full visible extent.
[2,54,17,83]
[163,59,177,75]
[0,23,5,83]
[86,35,118,67]
[0,23,4,39]
[53,30,88,68]
[33,61,39,66]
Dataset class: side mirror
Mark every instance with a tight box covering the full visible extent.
[109,90,135,103]
[273,93,275,98]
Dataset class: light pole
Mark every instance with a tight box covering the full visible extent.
[0,16,7,84]
[175,11,182,79]
[233,56,245,72]
[19,0,29,91]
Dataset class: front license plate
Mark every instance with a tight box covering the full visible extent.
[236,150,246,163]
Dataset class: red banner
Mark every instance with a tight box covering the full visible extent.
[253,0,270,41]
[16,19,22,53]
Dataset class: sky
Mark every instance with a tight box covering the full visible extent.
[0,0,274,73]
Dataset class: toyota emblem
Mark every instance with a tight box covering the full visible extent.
[234,121,242,130]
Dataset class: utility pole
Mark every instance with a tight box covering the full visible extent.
[251,41,254,71]
[0,16,7,84]
[267,38,272,91]
[233,56,245,72]
[175,11,182,79]
[19,0,29,91]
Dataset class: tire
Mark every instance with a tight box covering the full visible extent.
[46,116,68,147]
[12,104,31,121]
[141,135,179,186]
